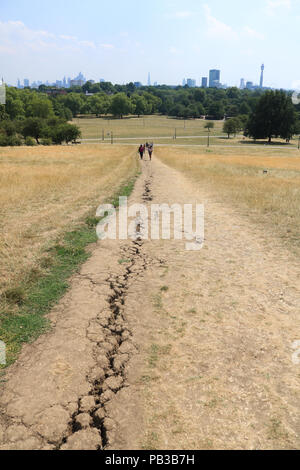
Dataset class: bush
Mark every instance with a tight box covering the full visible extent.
[41,137,52,146]
[25,136,37,146]
[0,134,8,146]
[6,135,22,146]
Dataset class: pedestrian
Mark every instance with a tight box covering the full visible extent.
[148,142,153,161]
[138,144,144,160]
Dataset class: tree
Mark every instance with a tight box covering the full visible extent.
[51,123,81,144]
[21,117,46,144]
[110,93,135,118]
[131,95,150,117]
[223,118,241,138]
[204,122,215,130]
[208,102,225,120]
[26,96,54,119]
[245,90,297,142]
[63,93,84,117]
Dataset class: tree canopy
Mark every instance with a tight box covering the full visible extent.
[245,90,297,142]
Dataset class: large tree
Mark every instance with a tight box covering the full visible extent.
[245,90,297,142]
[110,93,135,118]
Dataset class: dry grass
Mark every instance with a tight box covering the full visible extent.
[73,115,226,140]
[155,146,300,254]
[0,145,138,301]
[74,115,299,148]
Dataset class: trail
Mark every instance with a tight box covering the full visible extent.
[0,156,299,450]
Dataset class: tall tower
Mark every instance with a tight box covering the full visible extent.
[147,72,151,86]
[260,64,264,88]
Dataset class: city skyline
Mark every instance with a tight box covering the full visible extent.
[13,64,272,91]
[1,0,299,89]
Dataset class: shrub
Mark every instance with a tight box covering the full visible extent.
[0,134,8,146]
[6,135,22,146]
[41,137,52,146]
[25,136,37,146]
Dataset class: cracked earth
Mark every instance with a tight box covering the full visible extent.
[0,155,299,450]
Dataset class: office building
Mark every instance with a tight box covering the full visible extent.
[187,78,196,88]
[209,69,220,88]
[201,77,208,88]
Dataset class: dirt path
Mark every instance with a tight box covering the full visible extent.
[0,156,299,450]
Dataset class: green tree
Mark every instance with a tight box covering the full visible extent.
[204,121,215,130]
[223,118,241,138]
[131,95,150,117]
[245,90,297,142]
[26,96,54,119]
[63,93,84,117]
[208,102,225,120]
[21,117,46,144]
[110,93,135,118]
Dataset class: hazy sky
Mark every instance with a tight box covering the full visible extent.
[0,0,299,89]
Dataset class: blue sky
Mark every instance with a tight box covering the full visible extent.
[0,0,299,89]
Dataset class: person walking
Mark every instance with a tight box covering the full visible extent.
[148,142,154,161]
[138,144,144,160]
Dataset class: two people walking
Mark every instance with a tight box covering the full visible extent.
[138,142,154,161]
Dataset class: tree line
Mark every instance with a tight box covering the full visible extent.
[0,82,300,145]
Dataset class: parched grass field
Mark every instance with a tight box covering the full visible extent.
[155,146,300,255]
[74,115,299,148]
[74,115,226,141]
[0,145,138,362]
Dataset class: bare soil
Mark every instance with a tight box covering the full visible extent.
[0,156,299,450]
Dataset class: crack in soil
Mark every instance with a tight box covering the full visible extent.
[56,176,154,450]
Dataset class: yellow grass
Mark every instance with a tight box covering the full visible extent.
[74,115,299,148]
[155,146,300,254]
[0,145,138,298]
[73,115,226,140]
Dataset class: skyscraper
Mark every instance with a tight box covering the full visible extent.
[187,78,196,88]
[201,77,208,88]
[24,79,30,88]
[148,73,151,86]
[260,64,264,88]
[209,69,220,88]
[240,78,245,89]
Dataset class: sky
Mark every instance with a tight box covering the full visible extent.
[0,0,299,89]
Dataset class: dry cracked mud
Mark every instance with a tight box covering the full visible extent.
[0,155,299,450]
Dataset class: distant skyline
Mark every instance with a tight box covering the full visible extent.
[0,0,300,89]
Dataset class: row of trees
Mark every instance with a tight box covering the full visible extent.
[5,82,298,122]
[1,83,300,145]
[0,115,81,147]
[222,91,300,141]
